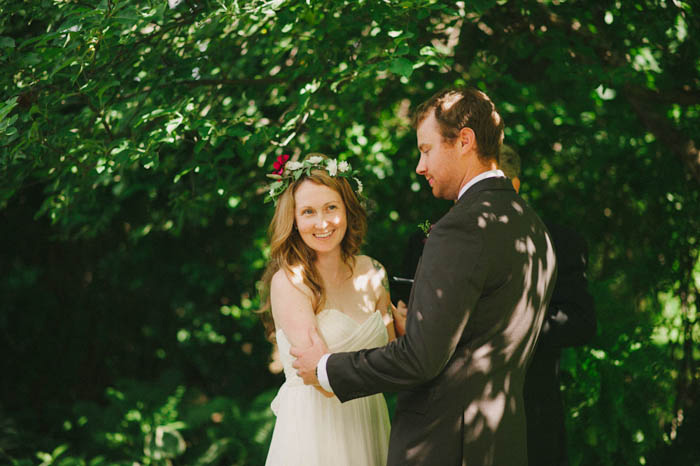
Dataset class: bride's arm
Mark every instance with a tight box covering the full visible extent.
[271,270,334,398]
[370,258,397,341]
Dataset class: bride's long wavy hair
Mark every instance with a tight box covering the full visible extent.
[257,154,367,341]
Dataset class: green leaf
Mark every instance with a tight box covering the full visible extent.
[51,443,69,460]
[135,108,174,127]
[21,52,42,66]
[389,58,413,78]
[173,167,193,184]
[227,126,249,138]
[0,36,15,48]
[194,140,207,154]
[394,42,410,57]
[165,115,183,134]
[3,122,19,136]
[465,0,497,14]
[0,97,19,121]
[97,80,120,102]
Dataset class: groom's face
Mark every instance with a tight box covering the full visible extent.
[415,110,463,200]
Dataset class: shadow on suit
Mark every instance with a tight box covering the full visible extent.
[395,217,596,466]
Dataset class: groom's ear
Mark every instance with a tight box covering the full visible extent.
[458,127,476,151]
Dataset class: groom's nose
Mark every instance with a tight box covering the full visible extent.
[416,154,427,175]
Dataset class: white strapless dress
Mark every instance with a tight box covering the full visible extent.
[265,309,391,466]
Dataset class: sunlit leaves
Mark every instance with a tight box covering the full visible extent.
[0,96,19,145]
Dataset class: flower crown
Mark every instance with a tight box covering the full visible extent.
[265,154,363,204]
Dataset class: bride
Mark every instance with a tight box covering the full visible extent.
[259,153,405,466]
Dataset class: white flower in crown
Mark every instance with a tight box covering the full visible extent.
[307,156,324,165]
[354,177,363,193]
[338,161,350,173]
[285,161,303,171]
[327,159,338,176]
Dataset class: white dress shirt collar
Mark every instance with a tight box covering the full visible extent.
[457,169,506,200]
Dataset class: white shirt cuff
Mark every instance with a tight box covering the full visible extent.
[317,353,333,393]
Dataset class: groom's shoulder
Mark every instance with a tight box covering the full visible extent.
[441,187,528,233]
[456,182,522,214]
[449,187,513,217]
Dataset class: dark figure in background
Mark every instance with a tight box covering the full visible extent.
[499,145,596,466]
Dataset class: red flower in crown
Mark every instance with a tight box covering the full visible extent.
[272,154,290,175]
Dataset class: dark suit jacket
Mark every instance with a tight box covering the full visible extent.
[326,177,558,466]
[523,223,596,466]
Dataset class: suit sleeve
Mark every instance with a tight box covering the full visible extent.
[537,224,596,348]
[326,210,486,402]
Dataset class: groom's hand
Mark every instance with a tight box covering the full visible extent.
[290,327,328,386]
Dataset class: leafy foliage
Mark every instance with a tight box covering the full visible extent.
[1,0,698,465]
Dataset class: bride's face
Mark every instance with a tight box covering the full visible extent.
[293,180,347,255]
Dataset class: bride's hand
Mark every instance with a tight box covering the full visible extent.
[393,300,408,336]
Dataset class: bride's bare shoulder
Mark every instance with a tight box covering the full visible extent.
[354,254,376,269]
[354,255,388,293]
[356,255,386,275]
[271,267,313,300]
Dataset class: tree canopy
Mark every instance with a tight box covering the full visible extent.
[1,0,698,464]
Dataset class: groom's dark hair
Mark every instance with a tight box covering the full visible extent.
[412,87,504,163]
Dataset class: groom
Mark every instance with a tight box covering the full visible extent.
[292,87,557,465]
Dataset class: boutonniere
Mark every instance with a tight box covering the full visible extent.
[418,220,432,237]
